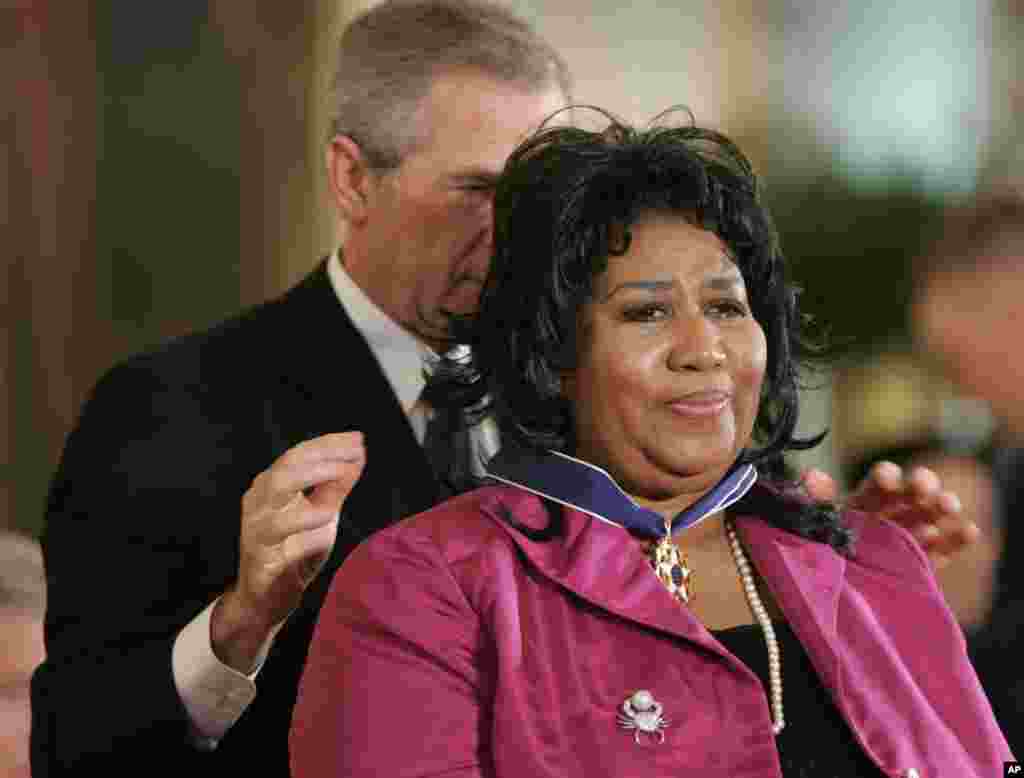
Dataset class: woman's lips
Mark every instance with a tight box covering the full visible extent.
[667,391,731,417]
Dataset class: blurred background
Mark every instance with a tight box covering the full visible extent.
[4,0,1023,535]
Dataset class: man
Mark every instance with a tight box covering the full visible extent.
[912,192,1024,752]
[32,3,568,775]
[913,193,1024,443]
[1,532,45,778]
[31,1,971,775]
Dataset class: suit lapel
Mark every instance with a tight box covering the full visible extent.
[265,261,440,542]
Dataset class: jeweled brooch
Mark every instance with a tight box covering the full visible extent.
[618,689,669,744]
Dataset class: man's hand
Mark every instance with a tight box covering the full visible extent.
[212,431,366,672]
[802,461,978,568]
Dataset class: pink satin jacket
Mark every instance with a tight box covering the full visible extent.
[291,485,1012,778]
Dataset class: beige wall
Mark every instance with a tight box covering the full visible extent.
[210,0,352,305]
[507,0,768,132]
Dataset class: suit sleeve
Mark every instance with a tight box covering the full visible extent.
[290,523,492,778]
[31,358,255,774]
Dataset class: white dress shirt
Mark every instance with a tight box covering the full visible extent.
[171,252,498,745]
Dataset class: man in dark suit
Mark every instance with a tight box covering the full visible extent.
[31,1,975,775]
[32,2,567,774]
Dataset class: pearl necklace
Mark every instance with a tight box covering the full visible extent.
[724,517,785,736]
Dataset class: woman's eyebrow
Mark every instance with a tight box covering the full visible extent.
[603,279,676,301]
[704,272,744,292]
[605,269,744,300]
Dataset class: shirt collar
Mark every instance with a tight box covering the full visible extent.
[327,250,434,414]
[485,448,757,540]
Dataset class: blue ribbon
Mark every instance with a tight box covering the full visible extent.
[486,448,757,540]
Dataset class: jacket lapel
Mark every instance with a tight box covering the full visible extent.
[482,491,739,658]
[735,516,846,702]
[483,490,849,685]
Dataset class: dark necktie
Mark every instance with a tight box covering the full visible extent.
[420,384,476,500]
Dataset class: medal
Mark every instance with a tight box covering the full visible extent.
[647,518,694,604]
[485,449,757,609]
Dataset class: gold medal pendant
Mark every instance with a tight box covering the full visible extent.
[648,523,694,604]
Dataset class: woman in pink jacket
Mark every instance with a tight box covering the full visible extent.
[291,113,1012,777]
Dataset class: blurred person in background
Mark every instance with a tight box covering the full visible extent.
[914,193,1024,442]
[913,191,1024,754]
[0,532,46,778]
[31,0,979,775]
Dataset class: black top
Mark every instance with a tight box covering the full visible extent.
[712,621,887,778]
[970,446,1024,755]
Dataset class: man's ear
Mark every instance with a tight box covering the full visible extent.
[326,135,374,226]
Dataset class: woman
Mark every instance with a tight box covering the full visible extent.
[290,115,1011,777]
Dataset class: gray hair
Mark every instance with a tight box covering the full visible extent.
[0,532,45,613]
[329,0,571,169]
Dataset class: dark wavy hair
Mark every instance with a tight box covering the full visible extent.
[435,109,852,551]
